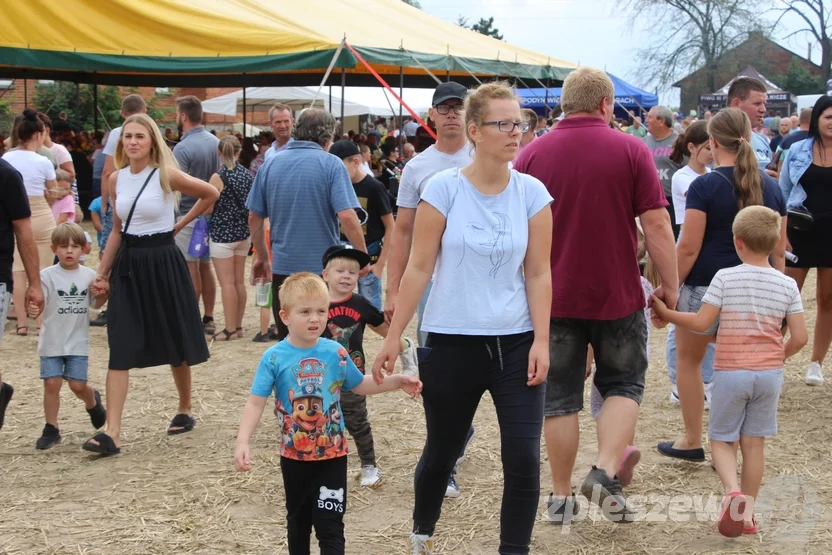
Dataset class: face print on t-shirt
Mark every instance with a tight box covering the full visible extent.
[460,212,514,278]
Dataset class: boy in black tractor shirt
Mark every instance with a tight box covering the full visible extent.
[320,245,417,487]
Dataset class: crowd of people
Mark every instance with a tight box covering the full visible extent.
[0,69,830,555]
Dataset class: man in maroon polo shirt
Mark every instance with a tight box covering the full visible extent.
[514,67,678,523]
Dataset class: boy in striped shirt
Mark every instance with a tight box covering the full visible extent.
[652,205,808,538]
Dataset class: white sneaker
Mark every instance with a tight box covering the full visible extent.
[805,361,824,386]
[670,385,680,405]
[400,338,419,377]
[409,533,434,554]
[360,465,382,487]
[445,473,461,498]
[704,382,713,411]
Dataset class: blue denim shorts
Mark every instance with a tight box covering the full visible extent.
[40,356,89,382]
[677,284,719,335]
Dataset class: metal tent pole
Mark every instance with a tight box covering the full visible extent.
[340,67,346,134]
[242,74,247,139]
[93,78,99,131]
[399,66,404,154]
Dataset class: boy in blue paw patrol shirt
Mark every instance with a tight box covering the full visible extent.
[234,272,421,555]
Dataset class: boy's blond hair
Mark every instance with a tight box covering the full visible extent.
[732,205,781,254]
[52,222,87,248]
[324,257,360,272]
[54,168,72,184]
[278,272,329,311]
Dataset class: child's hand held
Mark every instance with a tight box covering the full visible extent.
[399,375,423,398]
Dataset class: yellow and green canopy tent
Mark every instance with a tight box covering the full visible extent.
[0,0,576,87]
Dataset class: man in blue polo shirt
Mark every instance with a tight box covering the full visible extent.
[247,108,367,340]
[264,103,295,162]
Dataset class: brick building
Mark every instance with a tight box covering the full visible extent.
[0,80,267,131]
[673,32,823,114]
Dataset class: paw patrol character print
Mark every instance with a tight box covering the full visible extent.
[274,399,295,455]
[322,401,345,457]
[337,347,348,367]
[288,384,329,459]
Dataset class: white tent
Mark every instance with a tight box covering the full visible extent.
[202,86,435,118]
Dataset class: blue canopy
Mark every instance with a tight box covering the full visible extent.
[517,73,658,110]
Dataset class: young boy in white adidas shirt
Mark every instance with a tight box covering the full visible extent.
[35,223,108,450]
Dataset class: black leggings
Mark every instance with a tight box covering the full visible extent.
[413,332,544,555]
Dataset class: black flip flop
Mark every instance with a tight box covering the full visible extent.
[167,413,195,435]
[211,329,235,342]
[657,441,705,462]
[86,390,107,429]
[83,432,121,456]
[0,382,14,430]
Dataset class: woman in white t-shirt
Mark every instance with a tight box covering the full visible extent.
[372,83,553,554]
[82,114,217,457]
[670,120,713,226]
[1,109,58,335]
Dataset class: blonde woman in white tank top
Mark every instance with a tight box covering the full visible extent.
[83,114,218,457]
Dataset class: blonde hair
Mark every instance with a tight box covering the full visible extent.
[51,222,87,248]
[464,81,519,147]
[325,257,360,272]
[54,168,72,184]
[218,135,241,170]
[115,114,179,195]
[732,205,781,255]
[521,108,538,127]
[708,108,762,210]
[278,272,329,311]
[561,67,614,115]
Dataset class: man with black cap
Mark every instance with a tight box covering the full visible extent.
[383,80,475,498]
[329,140,394,311]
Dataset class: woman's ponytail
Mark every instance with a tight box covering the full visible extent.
[708,108,762,210]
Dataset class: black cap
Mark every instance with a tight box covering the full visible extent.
[432,82,468,106]
[329,140,361,160]
[322,244,371,270]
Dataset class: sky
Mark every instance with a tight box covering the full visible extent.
[416,0,826,106]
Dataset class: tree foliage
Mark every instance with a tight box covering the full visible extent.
[780,56,825,93]
[623,0,763,91]
[33,82,171,132]
[401,0,422,8]
[773,0,832,85]
[457,16,504,40]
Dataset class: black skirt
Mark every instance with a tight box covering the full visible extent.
[787,222,832,268]
[107,232,209,370]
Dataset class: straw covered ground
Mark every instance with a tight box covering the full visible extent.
[1,227,831,554]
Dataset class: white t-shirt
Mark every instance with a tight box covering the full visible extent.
[38,265,97,357]
[360,161,372,175]
[396,144,473,209]
[671,165,710,225]
[420,168,553,335]
[103,126,122,158]
[49,143,73,167]
[1,149,56,196]
[115,165,175,236]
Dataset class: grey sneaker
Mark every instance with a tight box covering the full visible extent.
[546,492,579,525]
[580,466,635,523]
[400,337,419,377]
